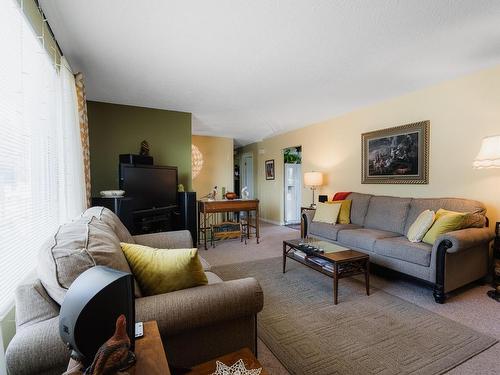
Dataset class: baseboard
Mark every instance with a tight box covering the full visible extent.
[260,218,285,226]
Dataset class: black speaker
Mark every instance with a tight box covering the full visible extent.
[178,192,197,245]
[318,195,328,203]
[119,154,153,165]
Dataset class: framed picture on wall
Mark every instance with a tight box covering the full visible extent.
[362,120,430,184]
[265,159,275,180]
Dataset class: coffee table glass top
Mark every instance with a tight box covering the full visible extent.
[286,238,350,253]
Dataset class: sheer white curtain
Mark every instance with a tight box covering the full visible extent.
[0,0,86,316]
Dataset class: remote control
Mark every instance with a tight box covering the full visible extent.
[135,322,144,338]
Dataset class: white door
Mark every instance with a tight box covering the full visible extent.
[241,154,254,199]
[284,163,301,224]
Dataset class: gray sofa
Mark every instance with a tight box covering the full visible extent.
[6,207,263,375]
[303,193,494,303]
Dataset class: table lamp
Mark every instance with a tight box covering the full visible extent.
[473,134,500,302]
[304,171,323,208]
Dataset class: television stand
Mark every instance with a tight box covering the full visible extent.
[132,206,179,235]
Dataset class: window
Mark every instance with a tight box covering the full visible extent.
[0,0,86,315]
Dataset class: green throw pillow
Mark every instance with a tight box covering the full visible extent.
[121,243,208,296]
[422,209,466,245]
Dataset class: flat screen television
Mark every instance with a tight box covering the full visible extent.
[119,164,178,210]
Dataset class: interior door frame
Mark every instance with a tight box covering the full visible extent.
[240,152,254,199]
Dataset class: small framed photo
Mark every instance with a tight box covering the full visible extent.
[362,120,430,184]
[265,159,275,180]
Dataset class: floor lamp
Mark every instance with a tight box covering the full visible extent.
[473,134,500,302]
[304,172,323,208]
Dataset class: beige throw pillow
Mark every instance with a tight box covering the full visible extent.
[407,209,435,243]
[37,216,136,304]
[313,202,342,225]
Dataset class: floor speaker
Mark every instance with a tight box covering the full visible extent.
[178,192,197,245]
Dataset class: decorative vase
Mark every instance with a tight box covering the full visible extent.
[225,192,237,200]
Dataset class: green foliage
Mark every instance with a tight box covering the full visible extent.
[284,147,302,164]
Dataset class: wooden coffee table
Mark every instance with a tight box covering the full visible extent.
[283,238,370,304]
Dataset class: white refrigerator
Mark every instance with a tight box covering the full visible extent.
[284,163,301,224]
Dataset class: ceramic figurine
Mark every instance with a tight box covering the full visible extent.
[84,315,135,375]
[139,140,150,156]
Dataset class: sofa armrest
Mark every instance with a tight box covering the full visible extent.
[435,227,494,254]
[135,277,263,336]
[302,210,315,237]
[133,230,193,249]
[6,316,69,375]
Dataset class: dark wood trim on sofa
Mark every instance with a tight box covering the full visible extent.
[432,239,453,304]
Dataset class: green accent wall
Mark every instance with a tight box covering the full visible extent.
[88,101,192,196]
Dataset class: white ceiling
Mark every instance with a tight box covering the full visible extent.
[40,0,500,146]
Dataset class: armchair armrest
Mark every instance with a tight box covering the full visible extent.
[133,230,193,249]
[135,277,263,336]
[435,227,494,253]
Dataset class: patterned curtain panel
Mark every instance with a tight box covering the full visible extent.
[74,72,92,207]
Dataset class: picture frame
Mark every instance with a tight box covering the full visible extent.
[265,159,275,180]
[362,120,430,184]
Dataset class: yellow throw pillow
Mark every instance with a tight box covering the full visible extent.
[330,200,352,224]
[422,209,466,245]
[313,202,341,225]
[407,209,435,243]
[120,243,208,296]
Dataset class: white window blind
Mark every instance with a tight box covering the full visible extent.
[0,0,86,316]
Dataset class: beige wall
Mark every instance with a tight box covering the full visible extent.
[192,135,234,198]
[245,64,500,225]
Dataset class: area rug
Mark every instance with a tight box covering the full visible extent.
[213,257,497,375]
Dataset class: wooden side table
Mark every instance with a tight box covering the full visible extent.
[66,321,170,375]
[186,348,268,375]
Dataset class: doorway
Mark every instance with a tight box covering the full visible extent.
[283,146,302,225]
[241,153,254,199]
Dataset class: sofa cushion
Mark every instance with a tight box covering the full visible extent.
[310,222,362,241]
[346,193,372,226]
[37,216,134,305]
[404,198,486,235]
[374,237,433,267]
[337,228,400,251]
[364,196,411,234]
[81,206,134,243]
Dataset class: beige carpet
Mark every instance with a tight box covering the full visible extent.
[214,257,496,375]
[199,223,500,375]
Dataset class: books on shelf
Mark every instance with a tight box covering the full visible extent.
[293,250,307,259]
[322,263,334,273]
[308,257,332,267]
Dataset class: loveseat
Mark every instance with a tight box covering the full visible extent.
[303,193,494,303]
[6,207,263,375]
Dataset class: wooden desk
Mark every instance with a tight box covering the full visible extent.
[198,199,260,250]
[187,347,268,375]
[66,321,170,375]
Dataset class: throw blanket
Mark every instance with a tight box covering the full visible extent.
[332,191,351,201]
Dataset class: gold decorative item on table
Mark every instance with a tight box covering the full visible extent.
[225,192,237,200]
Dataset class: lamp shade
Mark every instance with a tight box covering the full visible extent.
[304,171,323,187]
[473,135,500,169]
